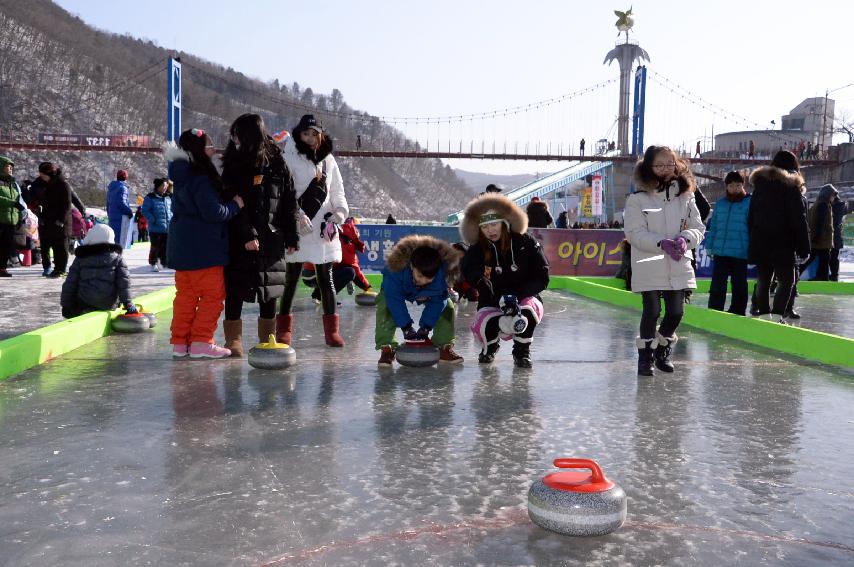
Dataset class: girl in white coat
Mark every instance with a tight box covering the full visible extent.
[624,146,705,376]
[276,115,349,347]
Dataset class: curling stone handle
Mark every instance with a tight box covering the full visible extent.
[267,334,277,345]
[552,458,606,484]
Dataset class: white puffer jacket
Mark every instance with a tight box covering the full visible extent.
[624,180,705,293]
[282,138,349,264]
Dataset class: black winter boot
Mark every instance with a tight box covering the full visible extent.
[478,342,500,364]
[636,337,656,376]
[654,333,677,373]
[512,341,532,369]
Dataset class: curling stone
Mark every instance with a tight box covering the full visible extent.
[111,312,151,333]
[355,291,378,306]
[527,458,627,536]
[395,340,440,368]
[136,304,157,328]
[248,334,297,370]
[448,289,460,303]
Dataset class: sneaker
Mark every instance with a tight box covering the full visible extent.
[439,344,464,364]
[172,344,189,358]
[0,269,11,278]
[189,342,232,359]
[378,345,396,366]
[151,263,160,272]
[47,271,67,279]
[42,268,52,277]
[783,309,801,320]
[346,281,355,295]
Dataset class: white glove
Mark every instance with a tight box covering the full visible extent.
[297,214,313,236]
[328,209,346,225]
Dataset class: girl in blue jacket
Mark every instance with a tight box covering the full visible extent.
[141,178,173,271]
[705,171,751,315]
[165,129,245,359]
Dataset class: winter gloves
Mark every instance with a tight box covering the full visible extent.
[659,236,688,261]
[477,277,494,303]
[125,303,138,314]
[402,323,430,342]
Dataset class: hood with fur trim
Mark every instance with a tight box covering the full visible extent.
[386,235,462,286]
[749,166,805,194]
[162,142,190,163]
[459,193,528,245]
[633,163,696,195]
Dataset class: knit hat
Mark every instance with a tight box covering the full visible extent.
[117,170,128,181]
[478,209,510,228]
[0,156,14,168]
[81,223,115,246]
[38,162,56,175]
[295,114,323,133]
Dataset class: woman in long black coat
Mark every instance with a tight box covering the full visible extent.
[747,150,810,320]
[220,115,299,356]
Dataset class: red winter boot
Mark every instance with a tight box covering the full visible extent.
[322,313,345,347]
[275,314,293,345]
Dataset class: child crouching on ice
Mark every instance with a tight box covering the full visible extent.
[460,193,550,368]
[375,235,463,366]
[60,224,136,318]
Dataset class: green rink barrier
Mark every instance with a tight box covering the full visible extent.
[551,277,854,368]
[0,286,177,381]
[574,277,854,295]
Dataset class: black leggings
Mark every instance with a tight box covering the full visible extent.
[755,261,796,315]
[640,290,685,339]
[279,262,337,315]
[224,296,276,320]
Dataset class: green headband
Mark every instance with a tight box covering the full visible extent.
[478,212,506,226]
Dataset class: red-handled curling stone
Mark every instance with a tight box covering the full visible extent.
[527,458,627,536]
[395,340,439,368]
[111,312,151,333]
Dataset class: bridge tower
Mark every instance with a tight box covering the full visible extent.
[604,9,650,155]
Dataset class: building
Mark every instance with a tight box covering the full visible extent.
[714,97,835,158]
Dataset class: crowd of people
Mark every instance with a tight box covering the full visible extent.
[3,120,849,374]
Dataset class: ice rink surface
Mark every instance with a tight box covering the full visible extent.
[2,290,853,566]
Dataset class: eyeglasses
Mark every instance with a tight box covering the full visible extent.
[652,163,676,169]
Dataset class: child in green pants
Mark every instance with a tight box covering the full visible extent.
[376,235,464,366]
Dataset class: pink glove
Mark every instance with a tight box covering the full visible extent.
[673,236,688,257]
[660,238,683,261]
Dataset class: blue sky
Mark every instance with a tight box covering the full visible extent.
[54,0,854,173]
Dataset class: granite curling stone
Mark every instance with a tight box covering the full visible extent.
[395,340,440,368]
[355,291,378,306]
[527,458,627,536]
[248,334,297,370]
[111,311,151,333]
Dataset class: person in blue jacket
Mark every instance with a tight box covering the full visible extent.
[140,178,173,271]
[106,169,133,245]
[164,129,245,359]
[705,171,751,315]
[375,235,464,366]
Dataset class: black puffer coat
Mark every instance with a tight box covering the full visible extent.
[221,141,299,303]
[40,175,72,240]
[747,166,810,265]
[60,242,131,311]
[525,200,553,228]
[460,193,550,309]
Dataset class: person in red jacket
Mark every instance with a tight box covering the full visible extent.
[338,217,371,292]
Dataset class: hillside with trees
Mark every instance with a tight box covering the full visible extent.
[0,0,476,220]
